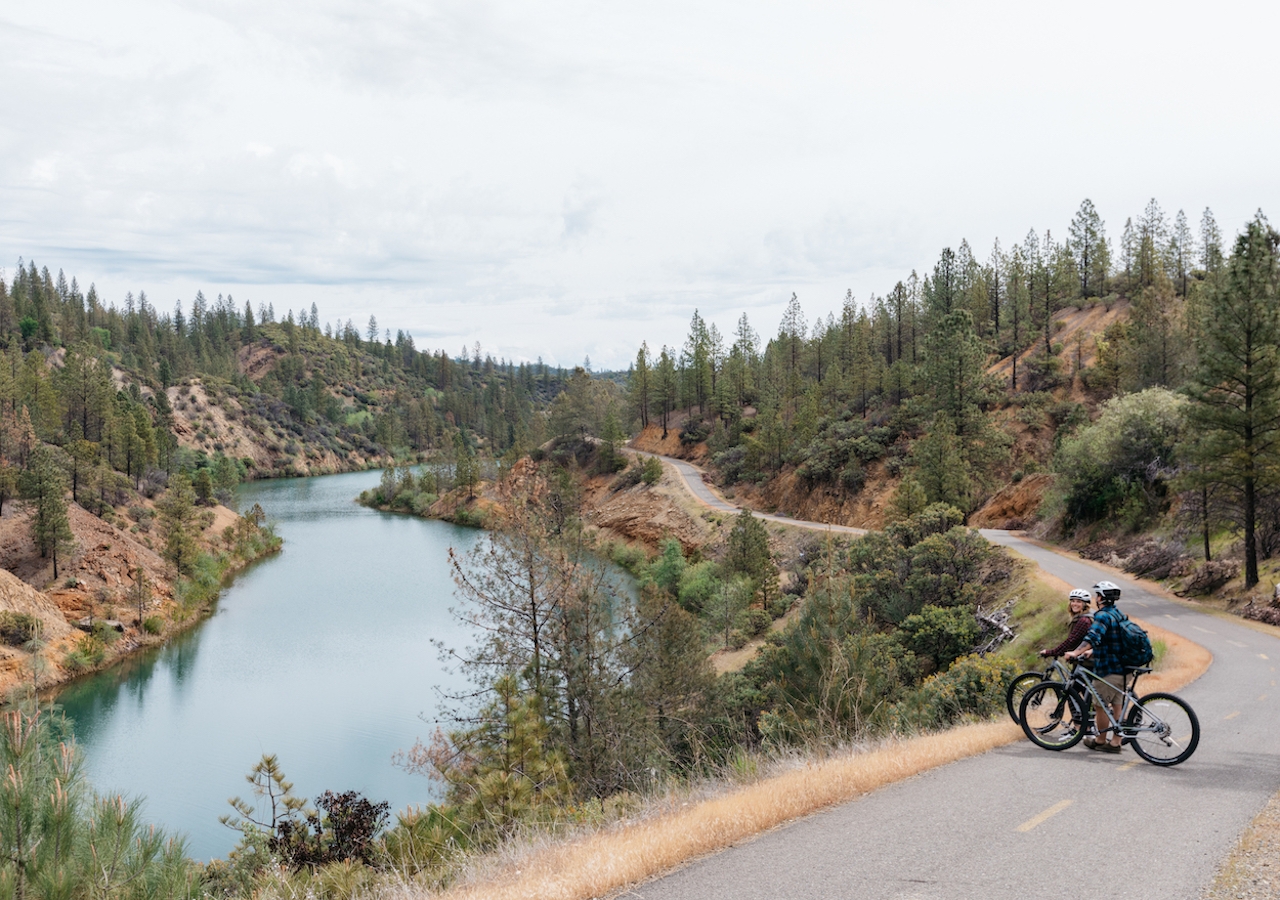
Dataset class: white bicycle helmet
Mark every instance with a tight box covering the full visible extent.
[1068,589,1091,603]
[1092,581,1121,606]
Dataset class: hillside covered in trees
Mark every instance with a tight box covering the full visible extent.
[0,259,585,696]
[624,200,1280,598]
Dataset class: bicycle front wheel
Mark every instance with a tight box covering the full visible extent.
[1124,692,1200,766]
[1006,671,1046,724]
[1020,683,1087,750]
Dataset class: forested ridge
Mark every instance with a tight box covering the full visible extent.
[624,200,1280,597]
[1,258,577,482]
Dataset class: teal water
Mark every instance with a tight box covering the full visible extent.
[55,470,481,861]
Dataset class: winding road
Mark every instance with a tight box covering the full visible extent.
[627,454,1280,900]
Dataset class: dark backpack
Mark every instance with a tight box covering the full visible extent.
[1116,611,1154,667]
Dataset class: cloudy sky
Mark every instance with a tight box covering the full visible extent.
[3,1,1278,369]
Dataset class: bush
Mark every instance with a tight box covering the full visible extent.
[745,607,771,636]
[142,616,165,635]
[66,634,106,669]
[677,561,721,614]
[0,611,42,646]
[679,422,710,445]
[641,455,664,485]
[893,654,1018,731]
[451,507,485,528]
[895,605,979,674]
[612,466,644,492]
[1055,388,1187,528]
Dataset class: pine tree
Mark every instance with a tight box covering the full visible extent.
[1169,209,1196,296]
[724,508,777,609]
[1200,207,1224,275]
[158,473,198,575]
[22,448,74,578]
[1068,199,1110,298]
[630,342,651,429]
[1186,215,1280,587]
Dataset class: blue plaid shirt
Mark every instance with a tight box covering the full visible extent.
[1082,606,1126,677]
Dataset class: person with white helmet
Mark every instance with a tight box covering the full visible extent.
[1066,581,1126,752]
[1039,589,1094,659]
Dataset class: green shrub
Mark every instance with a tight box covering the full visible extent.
[895,605,979,674]
[893,653,1018,731]
[641,455,664,485]
[0,612,42,646]
[66,634,106,669]
[1055,388,1186,528]
[745,608,771,636]
[90,621,121,645]
[607,543,649,578]
[451,507,485,528]
[677,561,721,614]
[143,616,165,635]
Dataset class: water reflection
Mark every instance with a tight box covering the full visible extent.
[56,470,481,861]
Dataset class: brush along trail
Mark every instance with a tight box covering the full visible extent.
[615,456,1280,900]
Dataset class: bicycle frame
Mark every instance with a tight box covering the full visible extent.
[1062,663,1151,739]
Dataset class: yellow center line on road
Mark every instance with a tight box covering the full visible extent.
[1119,759,1142,771]
[1225,711,1241,720]
[1017,799,1074,833]
[1260,653,1270,660]
[1133,601,1150,608]
[1259,694,1269,702]
[1228,640,1248,648]
[1193,626,1217,635]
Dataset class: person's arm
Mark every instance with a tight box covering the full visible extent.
[1042,616,1092,657]
[1065,640,1093,661]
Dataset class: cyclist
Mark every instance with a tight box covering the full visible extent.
[1065,580,1126,753]
[1039,589,1093,659]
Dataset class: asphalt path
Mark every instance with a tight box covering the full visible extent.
[656,454,866,537]
[626,455,1280,900]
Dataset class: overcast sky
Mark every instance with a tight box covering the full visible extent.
[3,1,1278,369]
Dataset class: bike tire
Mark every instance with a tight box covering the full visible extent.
[1124,692,1200,766]
[1020,683,1087,750]
[1006,671,1047,724]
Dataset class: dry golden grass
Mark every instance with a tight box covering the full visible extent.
[412,579,1211,900]
[426,723,1020,900]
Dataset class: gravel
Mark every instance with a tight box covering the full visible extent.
[1203,786,1280,899]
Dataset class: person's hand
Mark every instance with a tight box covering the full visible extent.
[1038,649,1048,657]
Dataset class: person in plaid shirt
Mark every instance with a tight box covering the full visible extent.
[1066,581,1126,753]
[1039,588,1093,658]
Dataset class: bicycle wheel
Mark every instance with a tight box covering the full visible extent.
[1006,671,1046,724]
[1124,692,1200,766]
[1020,683,1087,750]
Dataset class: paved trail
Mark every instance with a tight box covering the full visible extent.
[657,454,866,536]
[628,455,1280,900]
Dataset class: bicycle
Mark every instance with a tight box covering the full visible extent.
[1005,657,1073,725]
[1018,661,1200,766]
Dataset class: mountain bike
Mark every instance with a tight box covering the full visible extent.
[1018,663,1200,766]
[1006,657,1073,724]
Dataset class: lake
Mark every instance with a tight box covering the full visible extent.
[55,469,482,861]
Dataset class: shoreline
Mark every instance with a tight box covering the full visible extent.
[3,510,283,703]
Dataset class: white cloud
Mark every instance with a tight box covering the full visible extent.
[2,1,1279,367]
